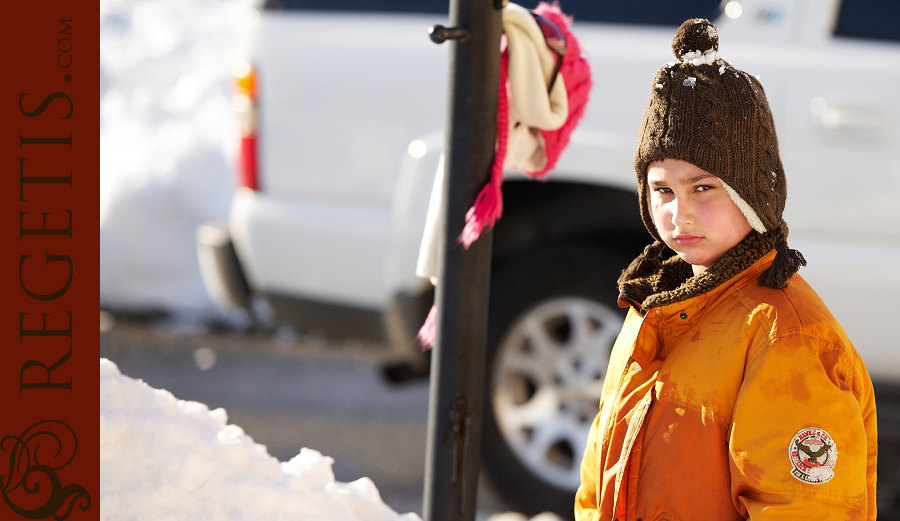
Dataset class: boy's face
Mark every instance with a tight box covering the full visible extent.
[647,159,752,275]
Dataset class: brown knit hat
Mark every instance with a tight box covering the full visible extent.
[631,18,804,289]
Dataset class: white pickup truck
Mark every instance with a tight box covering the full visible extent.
[198,0,900,516]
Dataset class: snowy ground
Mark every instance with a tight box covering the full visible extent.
[101,357,562,521]
[100,358,424,521]
[100,0,254,317]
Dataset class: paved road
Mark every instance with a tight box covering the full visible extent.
[100,314,900,519]
[100,314,510,519]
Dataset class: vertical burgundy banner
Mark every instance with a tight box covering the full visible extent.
[2,1,99,520]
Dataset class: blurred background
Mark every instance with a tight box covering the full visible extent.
[100,0,250,319]
[99,0,509,516]
[100,0,900,519]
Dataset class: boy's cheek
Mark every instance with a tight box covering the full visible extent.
[650,207,669,232]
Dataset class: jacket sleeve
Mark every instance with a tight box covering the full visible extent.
[728,330,877,520]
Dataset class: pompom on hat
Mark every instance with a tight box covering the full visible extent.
[630,18,805,289]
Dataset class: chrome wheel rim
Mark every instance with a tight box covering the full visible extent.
[491,296,622,490]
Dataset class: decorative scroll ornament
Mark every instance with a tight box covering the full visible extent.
[1,420,91,519]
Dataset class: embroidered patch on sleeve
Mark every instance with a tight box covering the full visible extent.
[788,427,837,484]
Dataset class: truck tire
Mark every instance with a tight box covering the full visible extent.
[482,242,630,517]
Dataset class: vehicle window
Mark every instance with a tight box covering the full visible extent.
[565,0,721,26]
[834,0,900,43]
[262,0,449,14]
[263,0,722,26]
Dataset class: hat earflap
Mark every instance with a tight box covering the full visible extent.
[616,240,666,308]
[757,223,806,289]
[617,240,666,286]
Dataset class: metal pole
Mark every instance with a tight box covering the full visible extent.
[423,1,502,521]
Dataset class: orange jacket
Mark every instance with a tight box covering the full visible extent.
[575,251,877,521]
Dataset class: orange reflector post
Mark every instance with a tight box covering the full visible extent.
[232,58,257,99]
[232,58,259,190]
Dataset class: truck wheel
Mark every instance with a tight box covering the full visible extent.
[481,242,629,517]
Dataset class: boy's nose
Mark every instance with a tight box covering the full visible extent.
[671,198,694,228]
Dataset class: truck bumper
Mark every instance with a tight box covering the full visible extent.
[196,222,253,311]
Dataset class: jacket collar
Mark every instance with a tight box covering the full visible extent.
[624,247,778,367]
[618,230,779,313]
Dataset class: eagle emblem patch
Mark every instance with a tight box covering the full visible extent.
[789,427,837,484]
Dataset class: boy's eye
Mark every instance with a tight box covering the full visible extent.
[695,184,715,192]
[653,187,673,194]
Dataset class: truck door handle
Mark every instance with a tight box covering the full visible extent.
[810,98,893,143]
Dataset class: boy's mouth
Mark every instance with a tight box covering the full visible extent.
[673,234,702,246]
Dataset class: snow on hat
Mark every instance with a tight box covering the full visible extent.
[632,18,804,288]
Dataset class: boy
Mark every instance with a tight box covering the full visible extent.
[574,19,877,521]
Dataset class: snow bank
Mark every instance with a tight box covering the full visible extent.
[100,358,422,521]
[100,0,255,315]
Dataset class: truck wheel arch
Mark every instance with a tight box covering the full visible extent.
[492,179,648,266]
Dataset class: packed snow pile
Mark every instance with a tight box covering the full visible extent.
[100,0,255,315]
[99,358,422,521]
